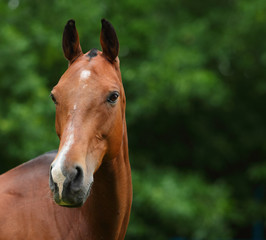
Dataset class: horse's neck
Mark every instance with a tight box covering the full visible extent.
[84,126,132,240]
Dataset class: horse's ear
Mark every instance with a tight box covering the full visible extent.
[100,19,119,62]
[62,19,83,63]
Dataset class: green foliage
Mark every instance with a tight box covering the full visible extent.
[0,0,266,239]
[129,168,231,240]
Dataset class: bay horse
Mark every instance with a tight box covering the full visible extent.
[0,19,132,240]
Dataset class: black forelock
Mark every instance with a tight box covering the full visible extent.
[87,48,98,59]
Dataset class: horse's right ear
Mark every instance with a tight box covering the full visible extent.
[62,19,83,64]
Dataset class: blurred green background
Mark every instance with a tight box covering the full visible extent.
[1,0,266,239]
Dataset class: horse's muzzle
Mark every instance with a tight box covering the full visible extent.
[49,165,91,207]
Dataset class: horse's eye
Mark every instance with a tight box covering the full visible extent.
[107,92,119,104]
[50,93,57,104]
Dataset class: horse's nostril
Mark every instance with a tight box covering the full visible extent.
[49,166,58,192]
[71,166,84,191]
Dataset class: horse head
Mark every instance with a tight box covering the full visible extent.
[49,19,126,207]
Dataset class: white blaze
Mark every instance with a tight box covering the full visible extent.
[51,70,91,199]
[80,70,91,89]
[51,126,74,199]
[80,70,91,81]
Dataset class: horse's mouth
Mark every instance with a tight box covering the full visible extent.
[55,199,84,208]
[51,181,93,208]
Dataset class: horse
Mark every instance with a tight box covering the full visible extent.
[0,19,132,240]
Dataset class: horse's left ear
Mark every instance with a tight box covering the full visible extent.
[100,19,119,62]
[62,19,83,64]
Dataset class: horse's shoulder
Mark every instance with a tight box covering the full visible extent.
[20,150,58,171]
